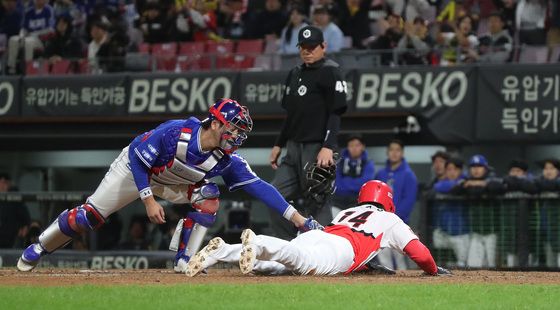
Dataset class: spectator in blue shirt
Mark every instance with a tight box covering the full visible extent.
[7,0,54,73]
[431,157,471,267]
[374,139,418,270]
[332,134,375,214]
[375,139,418,224]
[311,4,343,53]
[279,6,308,54]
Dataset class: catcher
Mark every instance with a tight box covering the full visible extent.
[185,179,451,277]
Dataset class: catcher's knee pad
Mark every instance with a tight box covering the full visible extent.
[189,182,220,214]
[58,203,106,237]
[38,203,105,253]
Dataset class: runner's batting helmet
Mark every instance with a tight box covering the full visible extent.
[358,180,395,213]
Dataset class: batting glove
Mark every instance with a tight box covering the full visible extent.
[435,266,452,276]
[299,216,324,233]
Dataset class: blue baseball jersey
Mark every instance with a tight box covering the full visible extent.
[24,5,54,33]
[128,117,291,217]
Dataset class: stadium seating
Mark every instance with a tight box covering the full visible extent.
[50,59,71,75]
[26,60,49,76]
[151,42,178,71]
[177,41,206,71]
[518,46,549,64]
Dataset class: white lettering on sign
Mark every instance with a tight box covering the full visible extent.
[356,71,468,109]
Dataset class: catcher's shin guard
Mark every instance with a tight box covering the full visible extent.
[172,212,216,272]
[17,204,105,271]
[17,204,105,272]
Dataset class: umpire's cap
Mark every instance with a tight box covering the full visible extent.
[297,25,324,47]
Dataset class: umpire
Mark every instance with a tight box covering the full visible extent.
[269,25,348,240]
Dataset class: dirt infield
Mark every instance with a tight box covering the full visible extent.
[1,268,559,286]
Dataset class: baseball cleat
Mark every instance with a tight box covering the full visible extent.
[17,243,45,272]
[239,229,257,274]
[185,237,224,277]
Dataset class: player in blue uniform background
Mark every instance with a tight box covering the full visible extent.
[17,98,323,273]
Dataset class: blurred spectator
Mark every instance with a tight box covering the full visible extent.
[431,157,470,267]
[374,139,418,270]
[338,0,371,49]
[535,159,560,192]
[383,0,405,16]
[279,6,308,54]
[138,2,170,44]
[0,0,23,38]
[438,15,479,65]
[87,19,109,70]
[496,0,516,35]
[472,12,512,63]
[52,0,86,27]
[245,0,287,39]
[404,0,432,21]
[311,4,343,52]
[516,0,547,45]
[462,0,499,34]
[369,14,403,65]
[502,159,537,194]
[456,154,499,268]
[534,159,560,267]
[216,0,250,39]
[312,0,340,22]
[286,0,312,16]
[0,173,31,248]
[87,17,128,73]
[427,150,451,189]
[433,157,466,194]
[97,23,129,72]
[43,15,83,64]
[396,17,434,65]
[120,215,151,250]
[172,0,218,42]
[375,139,418,224]
[332,134,375,213]
[457,154,503,196]
[6,0,55,74]
[462,0,498,19]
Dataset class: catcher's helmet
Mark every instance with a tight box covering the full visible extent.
[358,180,395,213]
[305,162,336,203]
[208,98,253,152]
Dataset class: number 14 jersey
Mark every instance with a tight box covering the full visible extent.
[324,204,418,273]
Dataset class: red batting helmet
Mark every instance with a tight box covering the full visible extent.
[357,180,395,213]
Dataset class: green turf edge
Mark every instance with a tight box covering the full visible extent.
[1,283,559,310]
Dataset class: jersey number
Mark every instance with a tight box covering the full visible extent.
[338,211,374,228]
[335,81,348,93]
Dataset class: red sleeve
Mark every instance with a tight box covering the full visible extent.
[403,239,437,275]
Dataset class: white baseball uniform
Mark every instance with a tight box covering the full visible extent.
[209,204,420,275]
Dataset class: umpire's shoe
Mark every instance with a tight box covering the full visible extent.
[239,229,257,274]
[185,237,224,277]
[17,243,45,272]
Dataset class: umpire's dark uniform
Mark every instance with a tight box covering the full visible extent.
[270,25,348,240]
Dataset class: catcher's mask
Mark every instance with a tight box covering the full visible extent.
[304,160,337,204]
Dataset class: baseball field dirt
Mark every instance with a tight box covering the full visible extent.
[1,268,559,286]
